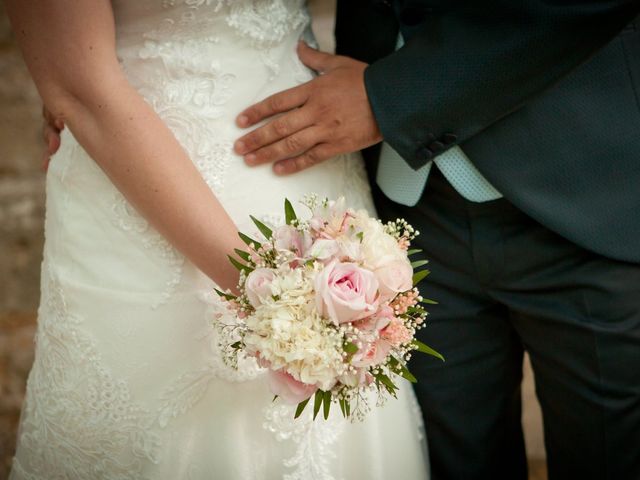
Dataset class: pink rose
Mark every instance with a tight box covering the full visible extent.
[274,225,312,257]
[245,268,275,308]
[315,260,380,325]
[353,305,394,333]
[267,369,318,405]
[351,339,392,368]
[375,258,413,301]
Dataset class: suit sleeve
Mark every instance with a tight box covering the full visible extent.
[364,1,640,169]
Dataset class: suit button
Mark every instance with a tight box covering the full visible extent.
[416,146,434,161]
[441,133,458,145]
[400,8,427,26]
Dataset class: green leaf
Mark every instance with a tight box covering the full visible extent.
[294,397,311,419]
[234,248,251,262]
[323,390,332,420]
[345,400,351,417]
[313,390,323,420]
[250,215,273,240]
[356,231,364,242]
[412,269,430,286]
[421,298,439,305]
[338,398,347,418]
[343,341,358,355]
[273,395,278,402]
[214,288,237,301]
[407,249,422,256]
[401,368,417,383]
[230,341,242,349]
[376,373,398,397]
[406,305,426,316]
[389,357,418,383]
[411,259,430,269]
[227,255,253,273]
[387,356,417,383]
[412,340,445,362]
[238,231,261,250]
[284,199,297,225]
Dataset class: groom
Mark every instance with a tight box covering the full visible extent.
[233,1,640,479]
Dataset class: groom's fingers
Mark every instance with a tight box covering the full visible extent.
[297,41,334,73]
[236,53,381,173]
[273,143,337,175]
[243,126,323,166]
[235,108,312,155]
[236,84,310,129]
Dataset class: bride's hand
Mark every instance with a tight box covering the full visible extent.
[234,42,382,175]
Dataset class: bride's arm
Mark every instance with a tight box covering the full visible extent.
[6,0,244,291]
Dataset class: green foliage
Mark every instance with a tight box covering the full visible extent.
[323,390,332,420]
[374,372,398,398]
[250,215,273,240]
[284,199,297,225]
[412,269,430,286]
[294,398,310,419]
[313,390,324,420]
[338,398,347,418]
[343,341,358,355]
[234,248,251,262]
[227,254,253,273]
[238,231,261,250]
[214,288,237,301]
[411,260,429,269]
[388,356,417,383]
[412,339,445,362]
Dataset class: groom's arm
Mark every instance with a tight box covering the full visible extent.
[365,0,640,169]
[236,0,639,173]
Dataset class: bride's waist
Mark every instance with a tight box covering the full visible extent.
[117,29,313,98]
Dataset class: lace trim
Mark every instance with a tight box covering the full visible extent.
[264,403,344,480]
[13,266,162,479]
[226,1,308,79]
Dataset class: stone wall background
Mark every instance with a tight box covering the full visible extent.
[0,1,546,478]
[0,1,44,477]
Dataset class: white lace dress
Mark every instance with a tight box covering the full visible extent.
[10,1,430,479]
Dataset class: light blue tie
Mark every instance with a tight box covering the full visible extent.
[376,36,502,207]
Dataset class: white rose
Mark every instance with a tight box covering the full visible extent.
[244,268,275,308]
[375,258,414,301]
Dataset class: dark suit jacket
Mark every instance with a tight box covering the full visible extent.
[335,0,640,263]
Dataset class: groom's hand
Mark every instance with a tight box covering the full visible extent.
[41,106,64,171]
[234,42,382,174]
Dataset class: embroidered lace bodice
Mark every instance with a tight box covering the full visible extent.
[10,2,429,479]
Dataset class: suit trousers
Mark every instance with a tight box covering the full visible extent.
[373,168,640,480]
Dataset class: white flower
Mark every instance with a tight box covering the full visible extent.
[242,266,343,390]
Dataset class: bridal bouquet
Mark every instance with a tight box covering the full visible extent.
[215,196,442,421]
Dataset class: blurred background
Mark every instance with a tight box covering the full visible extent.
[0,1,547,478]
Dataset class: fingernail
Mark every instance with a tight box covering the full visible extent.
[244,153,256,165]
[237,115,249,127]
[234,140,245,153]
[274,163,286,175]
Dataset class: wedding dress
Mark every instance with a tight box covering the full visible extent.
[10,1,429,479]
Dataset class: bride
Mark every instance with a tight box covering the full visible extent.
[7,1,429,479]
